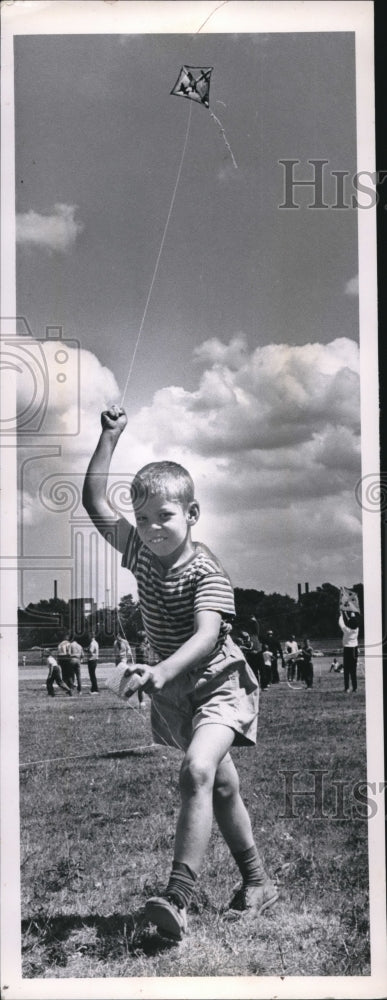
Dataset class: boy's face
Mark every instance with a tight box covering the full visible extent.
[134,493,198,563]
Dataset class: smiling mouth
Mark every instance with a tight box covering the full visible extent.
[149,537,167,544]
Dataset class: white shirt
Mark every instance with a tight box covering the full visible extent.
[338,614,359,648]
[286,640,298,656]
[88,638,99,660]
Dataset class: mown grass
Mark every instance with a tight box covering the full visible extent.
[19,668,370,978]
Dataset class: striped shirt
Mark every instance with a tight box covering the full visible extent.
[121,527,235,660]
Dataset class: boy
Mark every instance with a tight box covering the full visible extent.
[113,633,133,665]
[83,405,278,939]
[46,651,72,697]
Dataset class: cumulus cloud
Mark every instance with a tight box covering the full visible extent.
[130,335,360,457]
[345,274,359,296]
[17,332,363,595]
[117,333,362,591]
[16,203,84,253]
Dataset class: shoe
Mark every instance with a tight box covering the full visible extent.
[224,880,278,921]
[144,895,187,940]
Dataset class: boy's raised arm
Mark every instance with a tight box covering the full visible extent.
[82,407,130,554]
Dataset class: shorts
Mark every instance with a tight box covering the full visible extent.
[150,635,259,751]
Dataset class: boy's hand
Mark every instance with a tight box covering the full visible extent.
[128,663,161,695]
[101,406,127,435]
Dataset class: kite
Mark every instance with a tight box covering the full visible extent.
[170,65,212,107]
[119,65,237,408]
[171,65,237,168]
[339,587,361,616]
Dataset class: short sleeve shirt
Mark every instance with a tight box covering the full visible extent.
[121,527,235,659]
[339,614,359,648]
[88,639,99,660]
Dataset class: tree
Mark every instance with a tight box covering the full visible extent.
[18,598,70,649]
[117,594,141,642]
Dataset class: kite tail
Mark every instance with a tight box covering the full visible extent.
[209,110,238,169]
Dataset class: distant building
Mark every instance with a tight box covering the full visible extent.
[68,597,97,633]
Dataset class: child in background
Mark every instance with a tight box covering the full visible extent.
[46,651,72,697]
[113,633,133,665]
[83,405,278,940]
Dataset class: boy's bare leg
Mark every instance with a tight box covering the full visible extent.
[212,753,255,852]
[145,724,277,935]
[173,723,235,871]
[213,752,278,918]
[144,724,234,936]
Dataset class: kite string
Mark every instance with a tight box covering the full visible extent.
[120,101,193,409]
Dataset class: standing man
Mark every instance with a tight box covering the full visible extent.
[301,639,314,690]
[265,629,284,683]
[87,633,99,693]
[339,610,360,693]
[69,635,83,694]
[57,634,71,688]
[285,635,299,681]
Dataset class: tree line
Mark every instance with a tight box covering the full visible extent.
[18,581,363,650]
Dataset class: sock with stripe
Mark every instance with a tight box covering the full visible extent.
[164,861,197,909]
[232,845,267,886]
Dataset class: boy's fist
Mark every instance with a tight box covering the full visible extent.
[101,406,127,434]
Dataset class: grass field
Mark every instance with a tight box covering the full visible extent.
[19,664,370,979]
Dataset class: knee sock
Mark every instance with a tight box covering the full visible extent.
[232,845,267,886]
[165,861,197,909]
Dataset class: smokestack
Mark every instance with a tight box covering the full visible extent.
[305,582,309,594]
[54,579,58,600]
[297,583,302,601]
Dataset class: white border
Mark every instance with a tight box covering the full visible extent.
[1,3,385,998]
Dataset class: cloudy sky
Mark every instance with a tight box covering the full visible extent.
[13,26,363,606]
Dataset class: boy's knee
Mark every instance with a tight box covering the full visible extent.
[213,767,239,803]
[179,756,214,796]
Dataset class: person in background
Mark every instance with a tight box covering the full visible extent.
[134,630,154,708]
[45,650,72,697]
[329,656,342,673]
[261,645,273,690]
[265,630,283,683]
[338,610,360,693]
[114,633,133,665]
[285,635,299,681]
[57,634,72,688]
[87,633,100,693]
[245,618,262,682]
[233,630,260,684]
[68,635,83,694]
[301,639,314,690]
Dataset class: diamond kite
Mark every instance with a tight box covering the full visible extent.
[170,66,213,108]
